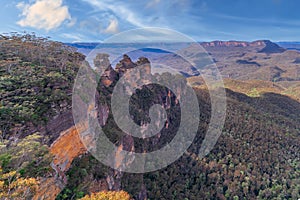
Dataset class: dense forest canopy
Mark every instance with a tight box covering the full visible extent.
[0,33,84,140]
[0,34,299,199]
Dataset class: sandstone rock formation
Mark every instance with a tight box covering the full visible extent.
[33,178,63,200]
[45,54,179,199]
[50,125,87,182]
[94,53,118,87]
[200,40,285,53]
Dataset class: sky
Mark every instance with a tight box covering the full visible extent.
[1,0,300,42]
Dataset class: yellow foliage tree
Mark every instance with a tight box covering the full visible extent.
[80,190,131,200]
[0,167,39,199]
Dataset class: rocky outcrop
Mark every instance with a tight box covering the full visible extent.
[45,110,74,144]
[258,40,286,53]
[33,177,63,200]
[45,54,177,199]
[97,102,110,126]
[50,125,87,175]
[94,53,118,87]
[201,40,286,53]
[201,41,251,47]
[115,54,137,76]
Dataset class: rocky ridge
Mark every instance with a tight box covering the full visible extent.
[200,40,285,53]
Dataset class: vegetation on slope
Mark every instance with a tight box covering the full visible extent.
[0,33,84,141]
[59,55,299,199]
[0,34,299,199]
[80,190,131,200]
[0,33,84,199]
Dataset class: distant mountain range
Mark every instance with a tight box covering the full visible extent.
[276,41,300,51]
[1,35,299,199]
[66,40,300,55]
[66,40,300,80]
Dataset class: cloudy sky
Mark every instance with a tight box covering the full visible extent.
[1,0,300,42]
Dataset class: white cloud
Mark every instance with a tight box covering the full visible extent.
[82,0,146,28]
[104,18,119,34]
[17,0,71,31]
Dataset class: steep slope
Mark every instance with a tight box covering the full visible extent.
[0,35,299,199]
[0,33,85,143]
[201,40,284,51]
[258,40,286,53]
[58,54,299,200]
[0,34,85,199]
[50,125,87,176]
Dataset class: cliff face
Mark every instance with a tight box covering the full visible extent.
[92,54,185,199]
[46,53,185,199]
[39,54,154,198]
[258,40,286,53]
[95,54,153,194]
[115,54,137,76]
[201,40,286,53]
[33,177,63,200]
[33,124,88,199]
[3,35,300,200]
[95,54,118,87]
[201,41,252,47]
[50,125,87,175]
